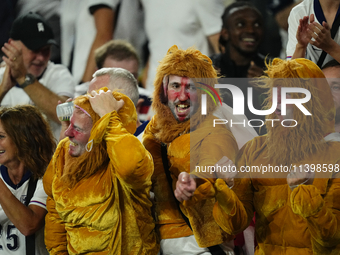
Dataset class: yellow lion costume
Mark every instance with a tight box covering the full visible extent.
[213,58,340,254]
[44,89,159,254]
[143,45,238,250]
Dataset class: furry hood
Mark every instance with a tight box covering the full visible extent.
[74,87,137,138]
[151,45,219,143]
[262,58,335,135]
[260,58,335,165]
[62,87,137,187]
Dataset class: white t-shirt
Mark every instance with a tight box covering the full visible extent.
[61,0,119,84]
[111,0,147,66]
[286,0,340,66]
[0,166,48,255]
[0,61,76,140]
[141,0,224,90]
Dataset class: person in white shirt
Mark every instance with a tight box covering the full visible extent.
[0,12,76,140]
[287,0,340,67]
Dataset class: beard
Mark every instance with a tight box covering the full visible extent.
[61,140,109,188]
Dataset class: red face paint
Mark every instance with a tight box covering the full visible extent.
[64,109,92,157]
[167,75,199,122]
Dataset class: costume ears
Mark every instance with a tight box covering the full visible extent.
[167,45,179,54]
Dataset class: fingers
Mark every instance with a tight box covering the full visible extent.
[178,172,190,184]
[300,16,309,27]
[88,89,112,98]
[323,21,330,30]
[174,172,196,202]
[308,21,332,49]
[310,22,324,34]
[88,89,125,117]
[1,43,19,62]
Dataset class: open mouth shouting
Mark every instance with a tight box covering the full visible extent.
[174,101,191,121]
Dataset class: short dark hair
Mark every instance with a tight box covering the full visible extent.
[95,40,139,69]
[322,59,340,70]
[0,105,56,179]
[222,1,261,29]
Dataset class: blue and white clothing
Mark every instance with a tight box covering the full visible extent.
[287,0,340,65]
[0,165,48,255]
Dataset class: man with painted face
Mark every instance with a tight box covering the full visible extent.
[143,45,239,254]
[43,88,159,254]
[176,58,340,254]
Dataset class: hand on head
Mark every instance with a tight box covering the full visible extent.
[87,89,125,117]
[174,172,197,202]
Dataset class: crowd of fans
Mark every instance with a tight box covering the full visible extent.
[0,0,340,254]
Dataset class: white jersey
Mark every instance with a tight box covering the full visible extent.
[0,166,48,255]
[286,0,340,66]
[141,0,224,90]
[61,0,119,84]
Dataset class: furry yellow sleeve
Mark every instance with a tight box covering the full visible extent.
[43,141,68,254]
[213,178,254,235]
[212,141,256,235]
[291,170,340,250]
[103,111,154,190]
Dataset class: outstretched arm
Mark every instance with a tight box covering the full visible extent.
[212,143,255,236]
[174,156,236,202]
[174,172,197,202]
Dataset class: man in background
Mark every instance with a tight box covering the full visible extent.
[0,12,76,140]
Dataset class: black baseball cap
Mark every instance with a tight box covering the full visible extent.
[9,12,58,51]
